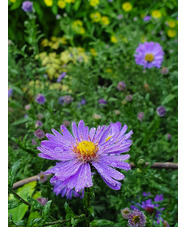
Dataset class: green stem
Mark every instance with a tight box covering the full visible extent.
[85,187,91,227]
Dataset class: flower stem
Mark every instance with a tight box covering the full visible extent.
[84,187,91,227]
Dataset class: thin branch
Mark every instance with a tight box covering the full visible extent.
[12,162,178,189]
[11,190,31,207]
[130,162,178,169]
[41,214,86,226]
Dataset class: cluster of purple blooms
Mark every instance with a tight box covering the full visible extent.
[22,1,33,12]
[35,94,46,105]
[37,120,133,199]
[130,192,169,226]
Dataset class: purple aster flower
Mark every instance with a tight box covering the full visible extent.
[53,185,83,199]
[8,88,13,99]
[22,1,33,12]
[131,194,164,219]
[78,99,87,108]
[126,94,133,101]
[63,95,73,104]
[35,120,43,128]
[34,129,45,139]
[137,112,144,122]
[59,96,65,105]
[156,106,166,117]
[37,120,132,194]
[143,16,151,22]
[35,94,46,105]
[38,171,48,183]
[117,81,126,91]
[134,42,164,69]
[142,192,151,196]
[57,72,66,83]
[98,99,107,104]
[37,197,48,206]
[128,209,146,227]
[121,207,131,219]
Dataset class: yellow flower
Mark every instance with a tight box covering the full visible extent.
[167,20,177,28]
[110,36,118,43]
[72,20,85,34]
[10,0,16,3]
[151,10,161,19]
[89,0,99,7]
[106,68,113,73]
[59,37,67,44]
[101,16,110,25]
[41,39,49,47]
[58,0,66,8]
[122,2,132,12]
[167,29,176,38]
[90,12,101,22]
[122,37,128,43]
[44,0,53,7]
[65,0,72,3]
[90,48,97,56]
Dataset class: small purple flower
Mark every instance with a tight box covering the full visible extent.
[57,72,66,83]
[37,197,48,206]
[128,209,146,227]
[117,81,126,91]
[98,99,107,104]
[59,96,65,105]
[156,106,166,117]
[143,16,151,22]
[8,88,13,99]
[63,95,73,104]
[142,192,151,196]
[37,120,132,193]
[38,171,48,183]
[80,99,87,105]
[167,133,172,141]
[126,94,133,101]
[21,1,33,12]
[134,42,164,69]
[121,207,131,219]
[35,94,46,105]
[34,129,45,139]
[161,67,169,75]
[32,139,37,146]
[35,120,43,128]
[117,14,123,20]
[137,112,144,122]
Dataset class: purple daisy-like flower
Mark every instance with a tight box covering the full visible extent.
[131,194,164,219]
[34,129,45,139]
[57,72,66,83]
[134,42,164,69]
[156,106,166,117]
[128,209,146,227]
[54,185,83,199]
[117,81,126,91]
[37,120,132,195]
[143,16,151,22]
[22,1,33,12]
[121,207,131,219]
[98,99,107,104]
[37,197,48,206]
[35,94,46,105]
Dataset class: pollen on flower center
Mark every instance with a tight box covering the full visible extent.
[133,215,140,224]
[145,53,154,62]
[73,140,98,162]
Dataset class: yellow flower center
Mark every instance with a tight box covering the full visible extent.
[133,215,140,224]
[145,54,154,62]
[73,141,98,162]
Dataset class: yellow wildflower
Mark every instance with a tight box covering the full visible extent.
[10,0,16,2]
[58,0,66,8]
[89,0,99,7]
[167,19,177,28]
[41,39,49,47]
[90,48,97,56]
[151,10,161,19]
[90,12,101,22]
[65,0,73,3]
[72,20,85,34]
[122,2,132,12]
[122,37,128,43]
[44,0,53,7]
[167,29,176,38]
[59,37,67,44]
[101,16,110,25]
[106,68,113,73]
[110,36,118,43]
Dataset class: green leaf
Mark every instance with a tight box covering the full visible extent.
[28,212,42,227]
[33,2,43,18]
[90,219,114,226]
[8,182,37,222]
[42,200,52,220]
[9,160,21,188]
[162,94,175,105]
[12,117,32,126]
